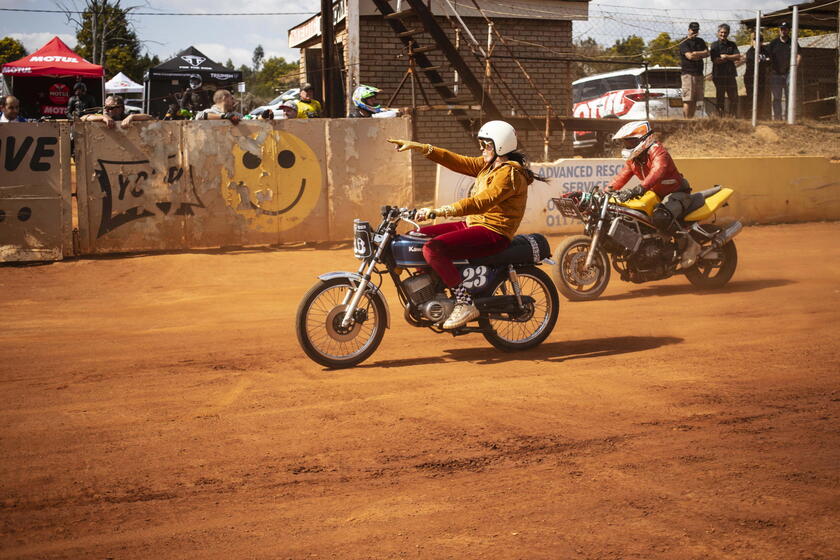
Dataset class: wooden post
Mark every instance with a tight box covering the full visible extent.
[345,0,359,118]
[752,11,761,127]
[321,0,337,118]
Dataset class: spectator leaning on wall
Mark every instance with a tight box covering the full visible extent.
[194,89,242,124]
[81,95,152,128]
[678,21,709,119]
[710,23,741,118]
[0,96,27,122]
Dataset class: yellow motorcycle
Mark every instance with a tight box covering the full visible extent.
[551,187,742,301]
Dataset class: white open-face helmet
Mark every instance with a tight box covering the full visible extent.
[477,120,517,156]
[612,120,654,160]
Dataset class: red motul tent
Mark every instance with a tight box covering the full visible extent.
[2,37,104,119]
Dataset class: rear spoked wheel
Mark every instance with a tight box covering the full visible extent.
[685,224,738,289]
[296,278,386,368]
[480,266,559,351]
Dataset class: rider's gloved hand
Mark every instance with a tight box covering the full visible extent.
[415,207,434,222]
[387,138,429,153]
[616,186,644,202]
[562,190,581,199]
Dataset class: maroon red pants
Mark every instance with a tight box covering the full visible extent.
[418,221,509,288]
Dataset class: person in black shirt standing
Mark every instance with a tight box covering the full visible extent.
[744,30,770,119]
[767,21,802,121]
[710,24,741,117]
[678,22,709,119]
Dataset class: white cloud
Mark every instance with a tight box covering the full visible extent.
[10,32,77,54]
[193,43,254,68]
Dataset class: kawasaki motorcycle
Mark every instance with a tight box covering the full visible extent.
[552,187,742,301]
[296,206,559,368]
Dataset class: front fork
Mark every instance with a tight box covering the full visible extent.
[583,198,610,269]
[340,231,392,328]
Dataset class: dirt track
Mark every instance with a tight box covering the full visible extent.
[1,222,838,559]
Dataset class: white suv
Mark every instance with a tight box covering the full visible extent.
[572,67,707,152]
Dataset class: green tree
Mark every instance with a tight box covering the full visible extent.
[0,37,27,65]
[224,58,234,69]
[65,0,144,80]
[646,32,679,67]
[571,37,606,80]
[253,56,300,98]
[606,35,645,61]
[252,44,264,73]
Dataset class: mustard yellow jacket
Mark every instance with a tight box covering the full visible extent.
[425,145,532,240]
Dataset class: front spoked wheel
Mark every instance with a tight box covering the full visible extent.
[480,266,559,351]
[552,234,611,301]
[296,277,386,368]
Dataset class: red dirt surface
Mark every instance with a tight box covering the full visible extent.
[1,222,838,559]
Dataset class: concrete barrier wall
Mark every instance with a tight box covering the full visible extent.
[436,156,840,235]
[75,118,413,255]
[0,122,71,262]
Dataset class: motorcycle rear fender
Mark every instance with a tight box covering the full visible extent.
[317,271,390,328]
[683,188,734,222]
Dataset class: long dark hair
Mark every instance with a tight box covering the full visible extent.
[504,150,547,183]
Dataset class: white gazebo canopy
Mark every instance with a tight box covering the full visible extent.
[105,72,143,94]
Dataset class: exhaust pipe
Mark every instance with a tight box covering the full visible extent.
[699,221,743,258]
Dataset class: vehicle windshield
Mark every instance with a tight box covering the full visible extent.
[267,88,299,106]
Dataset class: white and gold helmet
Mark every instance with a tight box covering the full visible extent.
[612,120,654,160]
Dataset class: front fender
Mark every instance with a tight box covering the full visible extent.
[317,271,391,328]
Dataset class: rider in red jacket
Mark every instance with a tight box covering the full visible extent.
[606,121,691,233]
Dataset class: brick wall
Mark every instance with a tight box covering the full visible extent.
[357,15,574,203]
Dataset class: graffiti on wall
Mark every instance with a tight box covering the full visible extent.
[0,133,60,228]
[222,130,321,232]
[94,155,205,237]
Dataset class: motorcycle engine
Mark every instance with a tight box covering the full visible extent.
[402,273,454,323]
[626,237,676,283]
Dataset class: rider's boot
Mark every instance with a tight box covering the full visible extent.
[443,284,479,329]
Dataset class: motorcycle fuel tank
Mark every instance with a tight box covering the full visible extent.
[391,234,429,267]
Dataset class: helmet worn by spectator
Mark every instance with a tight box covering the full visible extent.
[612,120,654,160]
[352,85,382,114]
[477,120,517,157]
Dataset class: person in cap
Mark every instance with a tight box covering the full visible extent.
[710,23,742,117]
[295,83,322,118]
[82,95,152,128]
[767,21,802,120]
[387,121,543,329]
[606,121,692,235]
[278,100,298,119]
[678,22,709,119]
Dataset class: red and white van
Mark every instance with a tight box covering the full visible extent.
[572,67,707,152]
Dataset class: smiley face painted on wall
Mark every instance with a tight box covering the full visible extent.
[223,130,321,231]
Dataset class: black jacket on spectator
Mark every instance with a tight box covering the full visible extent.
[767,37,799,75]
[710,39,738,79]
[679,37,708,75]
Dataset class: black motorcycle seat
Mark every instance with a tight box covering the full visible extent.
[468,233,551,266]
[683,185,723,215]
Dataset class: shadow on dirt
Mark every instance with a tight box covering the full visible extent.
[597,278,793,301]
[363,335,683,368]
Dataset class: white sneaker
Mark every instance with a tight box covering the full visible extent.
[442,302,480,329]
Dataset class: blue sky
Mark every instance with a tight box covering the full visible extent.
[2,0,791,69]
